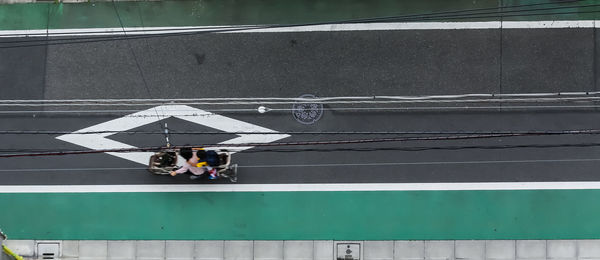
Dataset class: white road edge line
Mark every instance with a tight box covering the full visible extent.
[1,182,600,193]
[0,20,599,37]
[1,157,600,172]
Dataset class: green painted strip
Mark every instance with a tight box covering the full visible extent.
[1,0,598,31]
[0,190,599,240]
[0,3,48,30]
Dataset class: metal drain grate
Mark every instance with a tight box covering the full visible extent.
[37,242,60,260]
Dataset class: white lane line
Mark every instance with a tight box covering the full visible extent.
[0,167,145,172]
[0,20,598,37]
[0,26,236,37]
[1,158,600,173]
[502,20,595,28]
[240,158,600,168]
[2,182,600,193]
[240,21,501,32]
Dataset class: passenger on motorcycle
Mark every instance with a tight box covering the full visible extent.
[170,147,218,179]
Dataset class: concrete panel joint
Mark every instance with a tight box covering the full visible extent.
[8,239,600,260]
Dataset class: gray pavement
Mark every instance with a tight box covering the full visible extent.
[1,28,600,185]
[4,239,600,260]
[42,30,503,99]
[502,28,595,93]
[1,109,600,185]
[1,29,595,100]
[0,38,46,100]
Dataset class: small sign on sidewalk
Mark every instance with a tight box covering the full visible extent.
[336,242,361,260]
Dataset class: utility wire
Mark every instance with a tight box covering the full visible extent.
[2,104,600,115]
[5,91,600,103]
[3,91,600,104]
[112,0,171,147]
[5,156,600,172]
[0,0,583,38]
[1,129,600,136]
[4,8,599,49]
[2,92,600,108]
[0,2,597,49]
[231,142,600,153]
[0,0,587,39]
[3,142,600,157]
[1,131,599,158]
[2,96,600,106]
[4,1,591,39]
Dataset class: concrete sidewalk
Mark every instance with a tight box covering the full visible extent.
[3,239,600,260]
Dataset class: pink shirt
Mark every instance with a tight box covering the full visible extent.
[175,162,207,175]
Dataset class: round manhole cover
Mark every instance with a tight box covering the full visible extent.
[292,94,323,125]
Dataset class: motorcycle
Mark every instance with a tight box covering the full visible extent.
[148,149,238,182]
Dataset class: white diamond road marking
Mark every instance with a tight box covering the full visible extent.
[56,105,290,165]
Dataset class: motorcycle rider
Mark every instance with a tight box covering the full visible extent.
[170,147,217,179]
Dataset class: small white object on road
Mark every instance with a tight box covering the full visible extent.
[257,106,268,113]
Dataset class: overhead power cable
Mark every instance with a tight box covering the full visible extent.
[3,91,600,103]
[111,0,171,147]
[0,129,600,136]
[2,93,600,107]
[232,142,600,154]
[3,142,600,158]
[1,131,599,158]
[0,1,596,49]
[4,8,600,50]
[2,104,600,115]
[0,97,599,106]
[4,156,600,172]
[0,0,584,38]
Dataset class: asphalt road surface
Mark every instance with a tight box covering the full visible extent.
[1,28,600,186]
[1,108,600,185]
